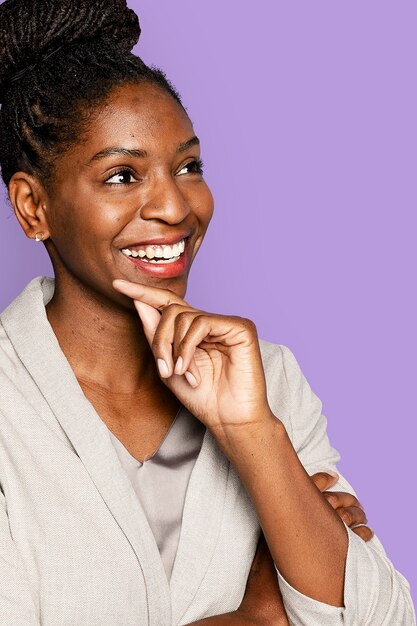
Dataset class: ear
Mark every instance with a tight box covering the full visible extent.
[8,171,50,242]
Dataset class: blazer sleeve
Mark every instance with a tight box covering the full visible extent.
[273,344,416,626]
[0,489,39,625]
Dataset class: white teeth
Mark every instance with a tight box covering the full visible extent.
[122,238,187,261]
[163,245,173,259]
[141,256,181,264]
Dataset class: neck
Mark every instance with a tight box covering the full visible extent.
[46,273,158,394]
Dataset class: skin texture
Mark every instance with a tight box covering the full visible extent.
[8,82,373,624]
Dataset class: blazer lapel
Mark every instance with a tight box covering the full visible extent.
[169,424,230,626]
[0,277,171,626]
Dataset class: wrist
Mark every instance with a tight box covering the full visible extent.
[210,411,287,463]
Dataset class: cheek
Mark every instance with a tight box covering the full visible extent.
[189,183,215,228]
[50,196,128,244]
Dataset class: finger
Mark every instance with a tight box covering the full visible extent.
[172,310,199,374]
[182,361,202,388]
[134,300,161,347]
[150,303,198,377]
[337,505,367,527]
[172,312,203,385]
[323,491,365,512]
[352,525,374,542]
[174,314,218,376]
[311,471,339,492]
[113,279,188,310]
[135,300,201,385]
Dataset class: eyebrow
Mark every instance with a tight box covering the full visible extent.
[89,136,200,163]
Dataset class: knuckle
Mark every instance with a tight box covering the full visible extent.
[353,506,366,524]
[326,494,338,508]
[165,302,183,314]
[242,317,257,333]
[175,310,194,325]
[341,510,351,525]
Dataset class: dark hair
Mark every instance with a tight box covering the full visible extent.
[0,0,183,189]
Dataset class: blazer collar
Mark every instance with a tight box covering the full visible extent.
[1,277,231,626]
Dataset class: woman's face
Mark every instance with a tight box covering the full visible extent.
[43,81,214,302]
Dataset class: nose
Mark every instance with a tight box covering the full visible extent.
[139,175,190,224]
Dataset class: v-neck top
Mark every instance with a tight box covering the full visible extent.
[107,405,206,582]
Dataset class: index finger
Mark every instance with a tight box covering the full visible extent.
[112,279,188,310]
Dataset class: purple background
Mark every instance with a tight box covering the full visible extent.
[1,0,416,603]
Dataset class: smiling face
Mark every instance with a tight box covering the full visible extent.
[41,81,214,301]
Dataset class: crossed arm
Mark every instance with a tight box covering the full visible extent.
[186,471,372,626]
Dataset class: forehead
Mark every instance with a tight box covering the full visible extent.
[83,82,193,154]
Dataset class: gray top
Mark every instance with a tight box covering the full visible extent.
[107,405,206,582]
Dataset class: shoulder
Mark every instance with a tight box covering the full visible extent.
[258,338,325,446]
[258,337,311,398]
[0,276,53,386]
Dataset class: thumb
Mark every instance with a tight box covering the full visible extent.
[134,300,160,346]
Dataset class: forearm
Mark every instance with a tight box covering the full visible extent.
[213,413,348,607]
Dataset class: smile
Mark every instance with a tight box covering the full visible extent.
[121,239,186,264]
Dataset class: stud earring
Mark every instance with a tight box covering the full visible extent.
[34,232,44,242]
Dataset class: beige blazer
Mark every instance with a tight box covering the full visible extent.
[0,277,414,626]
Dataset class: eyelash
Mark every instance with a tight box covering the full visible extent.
[104,169,137,186]
[180,158,204,176]
[104,159,204,186]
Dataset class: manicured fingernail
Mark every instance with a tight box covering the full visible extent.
[328,471,339,478]
[174,356,183,375]
[185,371,198,388]
[157,358,169,378]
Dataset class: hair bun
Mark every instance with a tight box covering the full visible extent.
[0,0,140,93]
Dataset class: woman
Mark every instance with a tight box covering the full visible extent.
[0,1,414,624]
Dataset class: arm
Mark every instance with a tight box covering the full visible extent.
[216,399,349,608]
[279,345,415,625]
[185,473,371,626]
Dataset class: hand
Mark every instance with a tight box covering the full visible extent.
[311,472,374,541]
[112,279,271,432]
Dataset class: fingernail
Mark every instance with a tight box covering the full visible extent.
[174,356,183,375]
[185,371,198,388]
[328,471,339,478]
[157,358,169,378]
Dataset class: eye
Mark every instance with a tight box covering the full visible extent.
[104,169,137,185]
[177,158,204,176]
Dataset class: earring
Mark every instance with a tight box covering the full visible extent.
[34,232,44,242]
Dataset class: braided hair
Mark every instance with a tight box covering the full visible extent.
[0,0,183,190]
